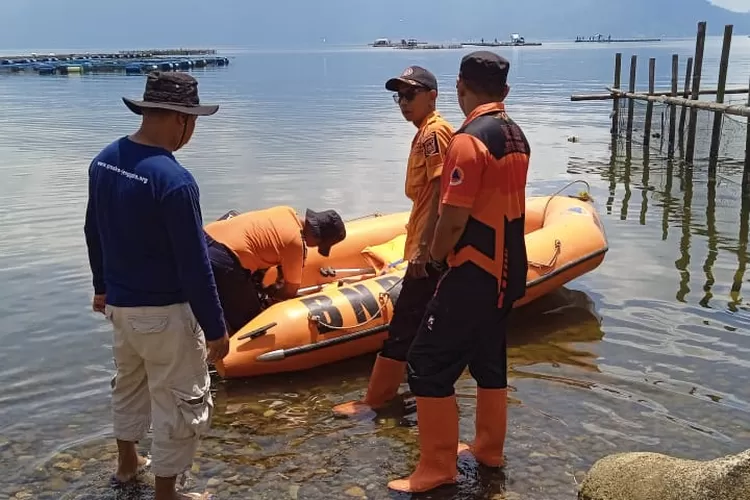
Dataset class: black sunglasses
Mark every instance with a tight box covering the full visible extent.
[392,87,429,103]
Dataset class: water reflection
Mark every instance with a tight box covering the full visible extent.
[731,194,749,312]
[591,136,749,311]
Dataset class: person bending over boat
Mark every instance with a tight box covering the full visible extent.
[333,65,454,418]
[84,71,229,500]
[387,51,531,494]
[203,206,346,335]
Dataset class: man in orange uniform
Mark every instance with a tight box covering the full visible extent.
[203,206,346,334]
[332,66,454,418]
[387,51,530,494]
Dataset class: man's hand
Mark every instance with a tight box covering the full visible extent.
[406,246,429,279]
[206,332,230,364]
[92,294,106,314]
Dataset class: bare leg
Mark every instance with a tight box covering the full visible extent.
[114,440,149,482]
[155,476,212,500]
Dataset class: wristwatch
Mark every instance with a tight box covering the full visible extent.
[429,258,447,273]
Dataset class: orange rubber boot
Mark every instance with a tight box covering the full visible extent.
[332,354,406,418]
[387,395,459,493]
[458,388,507,467]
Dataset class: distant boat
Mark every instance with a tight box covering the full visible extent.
[574,33,661,43]
[369,38,460,50]
[462,33,542,47]
[371,38,392,47]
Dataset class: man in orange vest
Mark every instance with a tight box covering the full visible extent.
[332,65,454,419]
[387,51,530,494]
[204,206,346,334]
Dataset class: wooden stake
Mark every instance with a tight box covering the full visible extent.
[686,21,707,165]
[644,57,656,147]
[709,24,733,165]
[668,54,679,158]
[570,86,748,101]
[626,55,637,142]
[744,74,750,195]
[678,57,694,145]
[611,53,622,135]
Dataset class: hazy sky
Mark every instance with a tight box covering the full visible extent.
[711,0,750,11]
[1,0,748,51]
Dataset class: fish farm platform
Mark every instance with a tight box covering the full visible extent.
[0,49,228,76]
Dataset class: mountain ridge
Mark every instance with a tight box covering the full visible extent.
[0,0,748,49]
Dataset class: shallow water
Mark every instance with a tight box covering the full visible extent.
[1,38,750,499]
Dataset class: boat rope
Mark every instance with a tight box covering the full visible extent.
[539,179,593,223]
[528,239,561,274]
[532,179,592,275]
[345,211,384,222]
[308,276,404,330]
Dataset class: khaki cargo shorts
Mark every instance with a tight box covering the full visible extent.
[105,302,214,478]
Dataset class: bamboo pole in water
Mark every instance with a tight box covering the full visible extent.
[744,74,750,194]
[678,57,694,143]
[668,54,679,158]
[570,86,749,101]
[611,52,622,135]
[643,58,656,147]
[709,24,733,165]
[626,55,637,142]
[605,88,750,118]
[685,21,707,165]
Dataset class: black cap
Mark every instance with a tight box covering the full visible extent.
[385,66,438,92]
[459,51,510,88]
[305,209,346,257]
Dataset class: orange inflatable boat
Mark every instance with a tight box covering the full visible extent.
[215,189,609,379]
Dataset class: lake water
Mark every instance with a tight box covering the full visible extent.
[1,37,749,500]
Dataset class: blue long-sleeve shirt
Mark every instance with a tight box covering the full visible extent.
[84,136,225,341]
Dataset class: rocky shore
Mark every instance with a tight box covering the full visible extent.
[579,449,750,500]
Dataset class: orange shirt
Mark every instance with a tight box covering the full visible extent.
[440,102,530,307]
[403,111,454,260]
[204,206,306,285]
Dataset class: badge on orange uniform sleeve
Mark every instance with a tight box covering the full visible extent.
[422,131,440,157]
[449,166,464,186]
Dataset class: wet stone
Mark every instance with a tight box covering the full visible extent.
[345,486,366,497]
[288,484,300,499]
[529,465,544,474]
[44,477,68,491]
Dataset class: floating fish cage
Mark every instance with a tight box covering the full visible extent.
[0,55,230,76]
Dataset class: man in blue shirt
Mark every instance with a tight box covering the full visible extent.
[84,71,228,500]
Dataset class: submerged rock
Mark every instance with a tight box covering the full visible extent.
[578,449,750,500]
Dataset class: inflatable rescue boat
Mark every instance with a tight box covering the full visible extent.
[215,189,609,379]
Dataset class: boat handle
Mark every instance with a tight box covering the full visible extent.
[528,239,561,275]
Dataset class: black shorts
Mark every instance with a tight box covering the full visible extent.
[380,262,443,362]
[406,264,512,398]
[205,234,263,334]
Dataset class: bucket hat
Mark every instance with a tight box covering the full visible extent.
[122,71,219,116]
